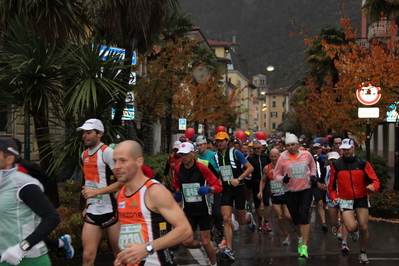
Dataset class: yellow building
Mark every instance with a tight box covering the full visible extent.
[208,39,254,132]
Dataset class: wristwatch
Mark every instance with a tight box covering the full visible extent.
[237,177,243,181]
[20,240,30,251]
[145,242,155,255]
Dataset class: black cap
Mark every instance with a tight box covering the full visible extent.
[0,137,20,156]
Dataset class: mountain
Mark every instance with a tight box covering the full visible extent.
[178,0,362,90]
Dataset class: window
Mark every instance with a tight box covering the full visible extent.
[272,96,276,99]
[264,113,266,119]
[0,106,7,133]
[254,80,258,85]
[264,122,266,128]
[271,112,278,118]
[272,101,276,107]
[272,123,276,129]
[282,101,285,107]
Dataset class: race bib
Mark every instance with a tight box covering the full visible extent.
[338,198,354,210]
[85,180,103,204]
[118,224,144,251]
[289,163,307,179]
[182,183,202,202]
[220,166,234,182]
[270,180,284,193]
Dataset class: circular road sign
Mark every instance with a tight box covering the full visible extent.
[356,82,381,105]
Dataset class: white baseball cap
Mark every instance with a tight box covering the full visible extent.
[339,138,355,149]
[328,152,340,160]
[260,140,267,146]
[177,142,194,154]
[173,141,181,149]
[77,118,104,132]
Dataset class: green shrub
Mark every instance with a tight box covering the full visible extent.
[369,189,399,219]
[144,153,169,182]
[48,180,112,258]
[356,149,392,191]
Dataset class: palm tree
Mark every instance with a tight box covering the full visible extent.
[88,0,179,126]
[305,26,349,88]
[362,0,399,22]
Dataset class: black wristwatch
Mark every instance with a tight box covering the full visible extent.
[145,242,154,255]
[20,240,30,251]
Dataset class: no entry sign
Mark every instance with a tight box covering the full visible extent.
[356,82,381,105]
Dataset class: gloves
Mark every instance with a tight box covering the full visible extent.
[0,244,26,265]
[198,186,212,196]
[310,175,317,186]
[282,174,291,184]
[174,191,182,202]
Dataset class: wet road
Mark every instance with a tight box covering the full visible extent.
[175,207,399,266]
[51,206,399,266]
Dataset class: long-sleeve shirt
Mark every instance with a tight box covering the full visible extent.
[274,150,316,192]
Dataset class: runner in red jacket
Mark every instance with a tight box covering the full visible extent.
[328,138,380,264]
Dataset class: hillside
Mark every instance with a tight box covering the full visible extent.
[178,0,362,90]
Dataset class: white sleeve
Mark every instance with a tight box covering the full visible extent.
[102,147,115,170]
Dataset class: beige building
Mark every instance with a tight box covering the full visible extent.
[208,39,254,132]
[252,73,297,136]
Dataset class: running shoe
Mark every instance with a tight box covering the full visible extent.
[322,224,328,232]
[60,234,74,259]
[222,248,235,261]
[300,245,308,258]
[246,212,256,232]
[218,237,227,252]
[258,219,263,231]
[332,225,338,236]
[231,213,239,231]
[358,253,369,264]
[245,201,250,212]
[298,240,303,254]
[351,230,359,242]
[341,244,349,253]
[263,222,272,232]
[283,236,291,246]
[337,226,343,241]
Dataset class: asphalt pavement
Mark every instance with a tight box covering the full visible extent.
[51,206,399,266]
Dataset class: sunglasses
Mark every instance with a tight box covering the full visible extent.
[253,147,261,150]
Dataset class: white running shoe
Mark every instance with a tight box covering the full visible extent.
[231,213,239,231]
[351,230,359,242]
[358,253,369,264]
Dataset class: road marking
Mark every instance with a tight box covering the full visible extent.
[368,258,399,261]
[188,248,208,265]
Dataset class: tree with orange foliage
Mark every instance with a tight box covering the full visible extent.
[172,64,240,135]
[293,16,398,145]
[135,38,240,151]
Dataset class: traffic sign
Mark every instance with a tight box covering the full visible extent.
[179,118,187,130]
[358,107,379,118]
[356,82,381,105]
[387,103,399,122]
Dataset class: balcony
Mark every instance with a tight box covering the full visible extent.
[357,38,370,50]
[367,20,393,40]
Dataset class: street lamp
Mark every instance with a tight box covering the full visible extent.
[266,65,275,72]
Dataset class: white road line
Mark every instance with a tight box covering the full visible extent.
[188,248,208,265]
[368,258,399,261]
